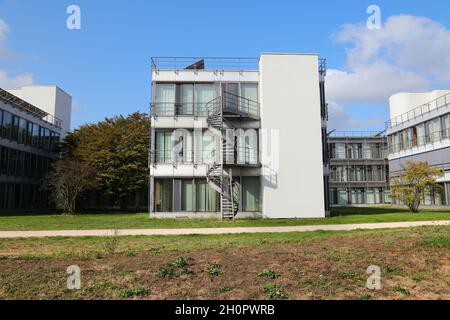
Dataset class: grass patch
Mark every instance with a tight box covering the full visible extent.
[393,285,410,295]
[118,287,149,299]
[0,207,449,231]
[258,269,280,279]
[416,235,450,248]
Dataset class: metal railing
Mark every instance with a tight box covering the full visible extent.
[0,88,62,129]
[151,95,260,119]
[328,131,386,138]
[151,57,259,71]
[386,93,450,129]
[388,128,450,153]
[223,91,260,118]
[151,103,211,117]
[150,147,259,166]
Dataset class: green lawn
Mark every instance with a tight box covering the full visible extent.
[0,206,449,231]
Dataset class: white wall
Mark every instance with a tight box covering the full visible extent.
[259,53,326,218]
[6,86,72,136]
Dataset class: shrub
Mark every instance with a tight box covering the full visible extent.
[263,283,288,300]
[206,263,223,276]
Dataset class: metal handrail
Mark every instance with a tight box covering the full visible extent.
[388,128,450,153]
[151,57,259,71]
[0,88,62,129]
[386,93,450,129]
[150,147,259,166]
[223,91,260,118]
[328,131,386,138]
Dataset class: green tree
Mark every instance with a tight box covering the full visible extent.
[390,161,444,213]
[63,112,151,210]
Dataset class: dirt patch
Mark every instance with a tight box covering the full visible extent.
[0,229,449,300]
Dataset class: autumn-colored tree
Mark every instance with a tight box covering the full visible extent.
[62,112,151,210]
[43,159,97,214]
[390,161,444,213]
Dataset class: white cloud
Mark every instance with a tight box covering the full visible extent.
[327,14,450,104]
[0,18,33,88]
[327,101,384,131]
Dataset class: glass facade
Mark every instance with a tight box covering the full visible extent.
[153,177,261,213]
[328,138,390,206]
[0,107,60,210]
[388,113,450,153]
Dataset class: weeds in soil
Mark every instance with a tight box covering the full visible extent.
[263,283,288,300]
[206,263,223,276]
[258,269,280,279]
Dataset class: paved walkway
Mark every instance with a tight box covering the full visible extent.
[0,220,448,239]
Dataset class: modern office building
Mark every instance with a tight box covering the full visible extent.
[386,90,450,206]
[149,53,329,219]
[0,86,71,210]
[328,131,390,206]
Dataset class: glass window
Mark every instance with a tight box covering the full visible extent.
[242,177,260,212]
[154,83,176,116]
[179,84,194,115]
[335,143,346,159]
[240,83,259,116]
[18,118,27,144]
[1,110,12,139]
[195,84,217,116]
[154,179,173,212]
[417,124,425,145]
[155,131,173,163]
[181,179,194,211]
[195,179,219,212]
[442,114,450,139]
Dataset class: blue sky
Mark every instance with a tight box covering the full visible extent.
[1,0,450,131]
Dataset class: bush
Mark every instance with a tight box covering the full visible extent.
[263,283,288,300]
[206,263,223,276]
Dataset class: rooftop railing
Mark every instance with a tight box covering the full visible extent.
[386,93,450,130]
[328,131,386,138]
[151,57,260,71]
[0,88,62,129]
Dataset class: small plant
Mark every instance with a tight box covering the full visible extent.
[384,265,405,276]
[359,293,372,300]
[173,256,192,268]
[393,285,410,295]
[206,263,223,276]
[177,267,194,276]
[103,230,120,255]
[219,286,233,293]
[159,265,176,278]
[263,283,288,300]
[119,287,149,299]
[258,269,280,279]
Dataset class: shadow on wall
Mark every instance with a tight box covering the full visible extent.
[261,165,278,189]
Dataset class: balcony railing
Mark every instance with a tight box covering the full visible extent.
[386,93,450,129]
[328,131,386,138]
[151,95,260,119]
[150,147,259,166]
[388,128,450,154]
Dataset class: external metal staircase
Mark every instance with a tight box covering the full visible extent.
[205,92,258,220]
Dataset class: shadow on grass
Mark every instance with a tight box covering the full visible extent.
[0,209,144,217]
[331,206,408,217]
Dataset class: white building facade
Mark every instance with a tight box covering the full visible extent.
[386,90,450,206]
[149,54,329,219]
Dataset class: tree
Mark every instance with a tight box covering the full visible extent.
[43,159,97,214]
[390,161,444,213]
[62,112,151,210]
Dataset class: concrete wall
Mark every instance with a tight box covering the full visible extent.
[259,53,326,218]
[6,86,72,136]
